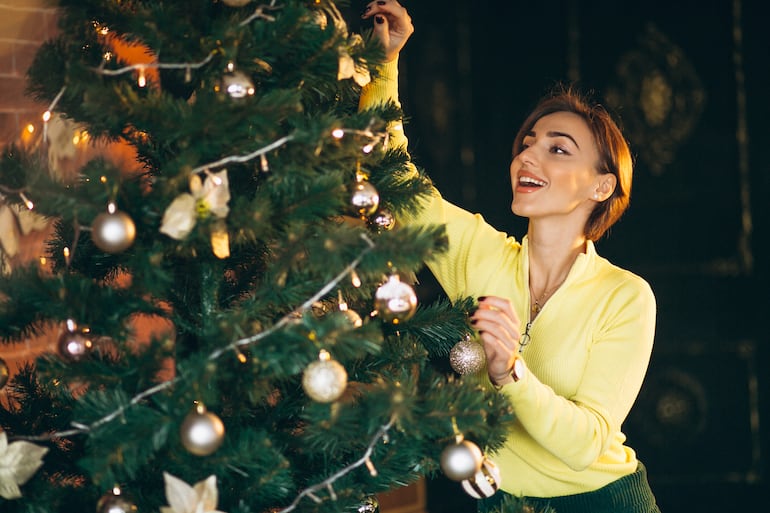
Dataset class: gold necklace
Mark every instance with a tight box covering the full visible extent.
[529,280,565,316]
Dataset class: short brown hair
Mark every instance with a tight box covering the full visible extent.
[512,87,633,241]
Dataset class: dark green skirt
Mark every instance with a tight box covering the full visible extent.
[477,463,661,513]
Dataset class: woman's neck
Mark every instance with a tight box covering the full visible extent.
[526,226,587,315]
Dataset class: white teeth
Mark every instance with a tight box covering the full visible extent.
[519,176,546,186]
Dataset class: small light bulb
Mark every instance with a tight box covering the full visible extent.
[25,124,35,134]
[362,144,374,154]
[137,68,147,88]
[331,128,344,139]
[42,111,51,122]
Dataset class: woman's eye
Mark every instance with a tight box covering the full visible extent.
[550,145,569,155]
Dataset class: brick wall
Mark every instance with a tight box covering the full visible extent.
[0,1,60,383]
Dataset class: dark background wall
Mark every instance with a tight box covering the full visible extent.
[348,1,769,511]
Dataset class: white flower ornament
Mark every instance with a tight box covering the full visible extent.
[160,472,225,513]
[0,431,49,500]
[160,170,230,240]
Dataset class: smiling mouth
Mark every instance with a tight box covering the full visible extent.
[518,176,546,188]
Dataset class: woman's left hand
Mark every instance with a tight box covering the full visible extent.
[361,0,414,62]
[472,296,522,385]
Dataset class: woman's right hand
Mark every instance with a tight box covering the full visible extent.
[361,0,414,62]
[471,296,523,386]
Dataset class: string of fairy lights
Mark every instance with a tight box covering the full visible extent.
[2,1,501,510]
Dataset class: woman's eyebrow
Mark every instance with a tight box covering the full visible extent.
[547,131,580,149]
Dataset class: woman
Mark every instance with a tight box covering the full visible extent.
[360,2,660,513]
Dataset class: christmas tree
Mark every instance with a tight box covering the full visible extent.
[0,1,522,512]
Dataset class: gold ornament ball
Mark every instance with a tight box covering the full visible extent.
[91,210,136,253]
[440,439,484,481]
[449,338,486,375]
[222,0,251,6]
[180,407,225,456]
[97,489,137,513]
[374,274,417,324]
[302,352,348,403]
[350,180,380,218]
[57,330,93,362]
[461,457,502,499]
[358,496,380,513]
[0,357,8,389]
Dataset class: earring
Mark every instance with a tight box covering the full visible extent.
[593,193,600,200]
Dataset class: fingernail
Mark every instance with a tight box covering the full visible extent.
[377,1,386,4]
[375,15,384,24]
[470,319,478,325]
[478,296,487,302]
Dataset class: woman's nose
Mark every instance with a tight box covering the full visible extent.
[516,146,537,167]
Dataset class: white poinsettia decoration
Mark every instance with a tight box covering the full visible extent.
[160,170,230,240]
[160,472,225,513]
[338,35,370,87]
[0,431,49,500]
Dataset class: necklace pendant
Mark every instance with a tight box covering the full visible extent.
[531,302,541,315]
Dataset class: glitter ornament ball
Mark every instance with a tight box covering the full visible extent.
[0,357,8,390]
[350,180,380,218]
[57,320,93,362]
[374,274,417,324]
[91,205,136,253]
[449,337,486,375]
[97,488,137,513]
[461,457,502,499]
[180,404,225,456]
[302,350,348,403]
[440,439,484,481]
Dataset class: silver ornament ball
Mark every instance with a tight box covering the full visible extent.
[374,274,417,324]
[440,439,484,481]
[461,457,502,499]
[449,338,486,375]
[350,180,380,218]
[302,351,348,403]
[180,406,225,456]
[221,70,255,99]
[369,208,395,231]
[91,210,136,253]
[58,329,93,362]
[358,496,380,513]
[97,489,137,513]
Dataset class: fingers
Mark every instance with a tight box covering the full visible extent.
[471,296,522,380]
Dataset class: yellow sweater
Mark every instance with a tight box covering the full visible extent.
[360,60,657,498]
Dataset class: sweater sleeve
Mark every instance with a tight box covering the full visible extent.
[502,276,657,471]
[358,58,408,151]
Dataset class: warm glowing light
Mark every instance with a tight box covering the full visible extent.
[351,270,362,288]
[137,68,147,87]
[39,256,47,266]
[25,124,35,134]
[362,144,374,154]
[100,176,108,183]
[19,192,33,210]
[331,128,344,139]
[42,111,51,122]
[63,247,70,258]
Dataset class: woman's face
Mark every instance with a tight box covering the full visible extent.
[510,111,604,222]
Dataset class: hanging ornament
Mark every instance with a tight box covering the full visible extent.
[350,176,379,219]
[180,403,225,456]
[358,496,380,513]
[0,357,8,390]
[218,65,255,99]
[302,350,348,403]
[57,319,93,362]
[91,202,136,253]
[97,486,137,513]
[440,438,484,481]
[369,208,395,231]
[461,457,502,499]
[221,0,251,6]
[449,335,486,375]
[374,273,417,324]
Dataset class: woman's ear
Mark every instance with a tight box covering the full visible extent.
[594,174,617,201]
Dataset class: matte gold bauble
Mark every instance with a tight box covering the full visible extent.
[91,205,136,253]
[440,439,484,481]
[180,404,225,456]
